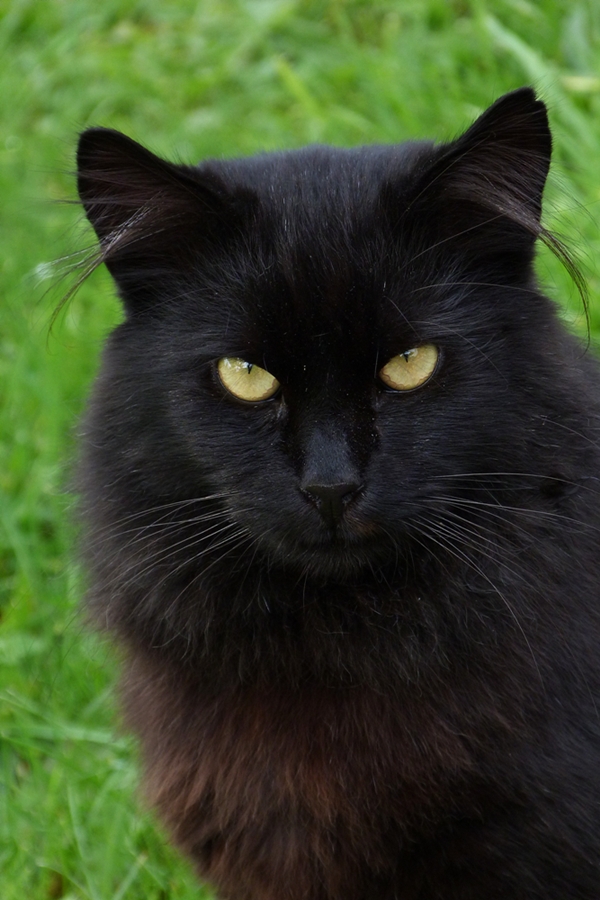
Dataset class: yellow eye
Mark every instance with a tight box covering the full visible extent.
[217,357,280,402]
[379,344,439,391]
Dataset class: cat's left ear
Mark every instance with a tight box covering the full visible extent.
[392,88,552,261]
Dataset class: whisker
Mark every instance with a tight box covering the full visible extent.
[537,416,600,452]
[112,519,244,592]
[106,510,233,552]
[423,494,598,534]
[410,516,544,686]
[429,471,600,501]
[407,280,543,298]
[162,528,253,589]
[86,492,235,537]
[434,505,538,549]
[162,530,256,609]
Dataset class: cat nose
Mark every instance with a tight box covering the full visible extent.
[301,480,362,528]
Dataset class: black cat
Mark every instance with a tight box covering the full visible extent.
[76,88,600,898]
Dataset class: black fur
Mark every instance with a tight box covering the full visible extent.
[77,88,600,898]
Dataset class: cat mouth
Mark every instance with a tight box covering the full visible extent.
[270,525,392,577]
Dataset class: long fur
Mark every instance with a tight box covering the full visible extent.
[76,88,600,898]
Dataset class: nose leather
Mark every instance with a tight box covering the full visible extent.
[299,423,363,527]
[301,479,362,528]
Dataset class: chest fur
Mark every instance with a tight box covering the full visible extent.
[121,651,518,899]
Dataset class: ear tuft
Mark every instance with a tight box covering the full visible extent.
[439,87,551,222]
[76,129,256,305]
[77,128,233,246]
[385,88,553,267]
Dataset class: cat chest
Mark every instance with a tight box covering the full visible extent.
[124,658,479,896]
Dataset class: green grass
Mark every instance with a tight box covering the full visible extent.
[2,0,600,897]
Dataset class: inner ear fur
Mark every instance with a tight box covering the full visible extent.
[386,88,552,260]
[77,128,256,288]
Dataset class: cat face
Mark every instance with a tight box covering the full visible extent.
[78,88,561,590]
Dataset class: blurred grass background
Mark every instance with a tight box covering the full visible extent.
[1,1,600,898]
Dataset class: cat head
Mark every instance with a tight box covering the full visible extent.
[77,88,569,591]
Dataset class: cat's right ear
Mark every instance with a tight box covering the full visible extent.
[77,128,254,302]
